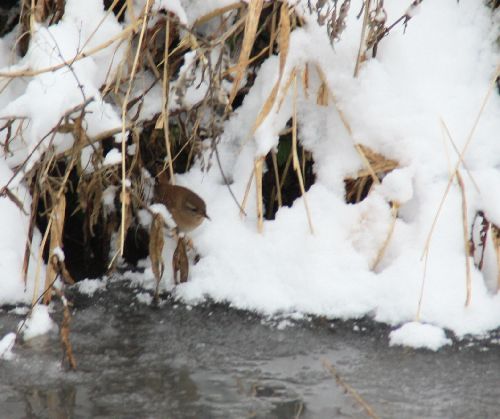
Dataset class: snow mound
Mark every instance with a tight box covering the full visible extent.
[390,322,452,351]
[75,278,107,297]
[0,333,16,360]
[20,305,57,341]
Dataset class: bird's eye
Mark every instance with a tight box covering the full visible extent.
[186,202,198,213]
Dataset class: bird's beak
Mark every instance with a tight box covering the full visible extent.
[204,213,211,221]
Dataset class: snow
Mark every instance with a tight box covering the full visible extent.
[0,332,16,360]
[154,0,188,25]
[0,0,499,350]
[136,292,153,305]
[390,322,452,351]
[20,304,57,341]
[52,246,65,262]
[74,278,107,297]
[103,148,122,166]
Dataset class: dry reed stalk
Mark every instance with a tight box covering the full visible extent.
[322,358,380,419]
[279,149,293,191]
[255,156,264,232]
[302,64,309,99]
[194,2,245,27]
[227,0,264,108]
[42,194,66,305]
[32,210,52,307]
[240,169,254,218]
[292,74,314,235]
[225,45,272,76]
[215,13,248,48]
[301,146,306,184]
[354,0,372,77]
[416,247,429,322]
[440,118,479,192]
[126,0,137,23]
[161,16,175,184]
[271,150,282,208]
[250,2,290,134]
[439,116,453,176]
[268,1,278,57]
[372,201,399,270]
[79,0,122,54]
[420,180,454,262]
[456,170,472,306]
[22,183,39,284]
[58,125,136,160]
[351,144,398,179]
[355,146,380,187]
[119,0,153,256]
[276,66,297,112]
[293,401,304,419]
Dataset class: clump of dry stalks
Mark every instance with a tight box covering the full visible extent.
[1,0,499,368]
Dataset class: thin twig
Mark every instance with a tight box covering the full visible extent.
[372,201,399,270]
[255,156,264,232]
[215,143,247,216]
[457,170,472,306]
[240,169,254,218]
[322,358,380,419]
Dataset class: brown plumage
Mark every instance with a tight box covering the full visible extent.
[154,181,209,232]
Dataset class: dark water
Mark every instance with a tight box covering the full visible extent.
[1,281,499,419]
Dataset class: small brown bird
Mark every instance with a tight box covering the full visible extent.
[155,181,210,233]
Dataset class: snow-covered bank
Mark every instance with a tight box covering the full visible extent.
[172,0,500,347]
[1,0,500,350]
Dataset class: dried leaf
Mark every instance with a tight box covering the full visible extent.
[317,81,329,106]
[172,237,189,284]
[149,213,165,296]
[302,64,309,98]
[491,224,500,292]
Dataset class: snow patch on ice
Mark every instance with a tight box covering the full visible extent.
[390,322,452,351]
[20,305,57,341]
[0,333,16,360]
[75,278,107,297]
